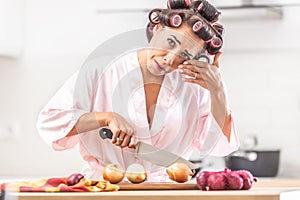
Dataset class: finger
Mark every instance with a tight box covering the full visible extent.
[120,135,131,148]
[179,68,199,79]
[116,131,126,145]
[111,129,121,144]
[184,78,208,89]
[213,51,223,68]
[180,63,208,77]
[128,136,137,149]
[183,60,208,70]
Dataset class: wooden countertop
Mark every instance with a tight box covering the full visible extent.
[3,188,300,200]
[2,179,300,200]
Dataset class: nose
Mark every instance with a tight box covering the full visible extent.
[163,52,181,67]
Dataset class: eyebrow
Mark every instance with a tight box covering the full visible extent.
[170,34,195,58]
[184,49,193,59]
[171,35,181,45]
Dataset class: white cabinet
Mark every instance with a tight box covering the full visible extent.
[95,0,165,10]
[0,0,23,57]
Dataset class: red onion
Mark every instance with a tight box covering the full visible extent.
[196,171,215,190]
[206,172,226,190]
[236,170,258,190]
[195,168,257,191]
[66,173,84,186]
[226,172,243,190]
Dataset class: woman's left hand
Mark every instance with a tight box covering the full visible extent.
[178,52,224,92]
[178,52,232,139]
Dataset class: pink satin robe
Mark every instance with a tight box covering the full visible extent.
[37,50,239,182]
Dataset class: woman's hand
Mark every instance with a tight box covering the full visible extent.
[106,112,137,149]
[67,112,137,148]
[177,52,223,92]
[177,52,232,140]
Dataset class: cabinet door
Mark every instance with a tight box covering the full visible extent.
[0,0,23,57]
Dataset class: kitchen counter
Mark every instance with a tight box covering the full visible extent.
[2,188,300,200]
[1,179,300,200]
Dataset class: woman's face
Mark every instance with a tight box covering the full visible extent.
[145,23,206,76]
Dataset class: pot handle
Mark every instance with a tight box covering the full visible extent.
[243,134,258,149]
[233,151,258,161]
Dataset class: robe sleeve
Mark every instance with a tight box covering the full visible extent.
[192,88,239,157]
[36,59,101,151]
[206,111,239,156]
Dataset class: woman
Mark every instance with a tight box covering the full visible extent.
[37,0,239,181]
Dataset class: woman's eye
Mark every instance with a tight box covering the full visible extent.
[167,38,176,48]
[180,52,191,60]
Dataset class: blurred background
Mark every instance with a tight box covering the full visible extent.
[0,0,299,179]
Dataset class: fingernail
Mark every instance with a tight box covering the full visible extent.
[178,65,183,69]
[183,61,188,64]
[178,69,183,73]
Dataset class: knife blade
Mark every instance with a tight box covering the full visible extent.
[99,128,199,170]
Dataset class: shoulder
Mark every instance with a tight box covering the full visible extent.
[77,50,139,80]
[112,49,139,66]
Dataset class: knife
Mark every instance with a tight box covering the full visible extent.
[99,128,199,171]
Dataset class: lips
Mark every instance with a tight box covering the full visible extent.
[154,59,164,72]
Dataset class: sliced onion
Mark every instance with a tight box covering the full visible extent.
[126,163,147,183]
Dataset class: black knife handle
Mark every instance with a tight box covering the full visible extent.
[99,128,113,140]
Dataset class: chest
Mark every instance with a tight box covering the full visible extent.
[144,83,161,126]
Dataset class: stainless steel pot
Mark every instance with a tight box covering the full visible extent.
[225,149,280,177]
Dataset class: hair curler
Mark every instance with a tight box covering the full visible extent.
[192,20,204,32]
[206,36,222,55]
[167,0,192,9]
[194,0,221,22]
[159,12,183,27]
[212,23,225,36]
[149,9,162,24]
[192,20,213,42]
[169,14,182,27]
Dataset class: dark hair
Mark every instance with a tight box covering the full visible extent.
[146,0,224,55]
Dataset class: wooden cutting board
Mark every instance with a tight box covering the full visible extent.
[118,182,198,190]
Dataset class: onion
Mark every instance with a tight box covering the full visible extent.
[195,168,257,191]
[236,170,258,190]
[102,163,125,184]
[166,163,194,183]
[226,172,243,190]
[126,163,147,183]
[206,172,226,190]
[66,173,84,186]
[196,171,212,190]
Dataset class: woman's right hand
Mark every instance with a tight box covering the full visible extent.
[106,112,137,148]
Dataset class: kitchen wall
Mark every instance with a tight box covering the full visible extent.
[0,0,299,178]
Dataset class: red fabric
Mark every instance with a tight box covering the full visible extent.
[1,177,119,192]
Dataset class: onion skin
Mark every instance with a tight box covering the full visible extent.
[166,163,194,183]
[126,163,147,184]
[236,170,258,190]
[206,172,226,190]
[226,172,243,190]
[103,163,125,184]
[66,173,84,186]
[196,171,214,190]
